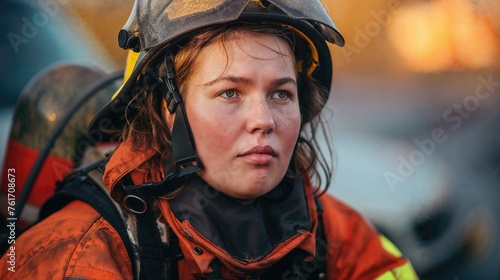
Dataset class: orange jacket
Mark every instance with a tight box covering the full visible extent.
[1,142,418,279]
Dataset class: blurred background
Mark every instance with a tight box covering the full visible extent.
[0,0,499,279]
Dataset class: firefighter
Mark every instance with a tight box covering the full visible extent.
[1,1,418,279]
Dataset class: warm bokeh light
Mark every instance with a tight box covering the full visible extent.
[325,0,500,73]
[386,0,499,72]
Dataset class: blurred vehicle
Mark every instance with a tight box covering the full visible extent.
[328,72,500,280]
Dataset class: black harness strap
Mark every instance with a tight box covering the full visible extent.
[136,208,169,280]
[121,175,183,280]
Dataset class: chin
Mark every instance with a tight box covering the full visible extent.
[200,170,284,199]
[224,182,277,200]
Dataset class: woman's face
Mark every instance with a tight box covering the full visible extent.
[167,31,301,199]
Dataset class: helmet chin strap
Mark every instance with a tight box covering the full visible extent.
[121,54,203,203]
[162,53,204,179]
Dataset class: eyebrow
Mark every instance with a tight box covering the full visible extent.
[202,75,296,88]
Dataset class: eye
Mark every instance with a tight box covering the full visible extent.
[271,90,291,101]
[219,89,237,99]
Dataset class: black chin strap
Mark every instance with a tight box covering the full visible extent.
[122,53,202,200]
[165,53,203,178]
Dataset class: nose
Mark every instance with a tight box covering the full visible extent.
[245,96,275,134]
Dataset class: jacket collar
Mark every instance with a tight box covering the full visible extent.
[158,175,319,277]
[168,175,311,262]
[102,141,162,204]
[103,142,319,277]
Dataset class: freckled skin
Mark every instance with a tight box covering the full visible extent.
[166,31,301,199]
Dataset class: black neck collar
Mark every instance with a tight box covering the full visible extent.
[167,175,311,262]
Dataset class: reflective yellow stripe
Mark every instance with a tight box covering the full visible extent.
[376,235,420,280]
[376,262,419,280]
[124,50,141,81]
[380,235,403,257]
[376,269,398,280]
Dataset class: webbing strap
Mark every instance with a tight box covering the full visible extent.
[121,175,183,280]
[136,208,169,280]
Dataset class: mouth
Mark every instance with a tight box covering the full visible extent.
[238,145,277,165]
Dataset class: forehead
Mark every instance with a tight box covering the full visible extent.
[193,30,296,78]
[220,29,294,58]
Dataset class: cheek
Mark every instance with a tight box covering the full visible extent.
[187,106,233,153]
[283,106,302,134]
[279,109,302,153]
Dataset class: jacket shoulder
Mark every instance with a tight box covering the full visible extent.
[0,200,132,280]
[318,194,416,279]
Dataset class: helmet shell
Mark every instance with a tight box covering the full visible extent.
[91,0,344,140]
[1,64,116,227]
[119,0,344,51]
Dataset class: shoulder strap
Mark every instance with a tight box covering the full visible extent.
[39,160,137,279]
[121,175,183,280]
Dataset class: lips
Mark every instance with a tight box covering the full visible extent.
[240,145,277,157]
[238,145,277,165]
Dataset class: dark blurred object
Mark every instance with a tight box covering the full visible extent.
[330,71,500,280]
[0,64,119,254]
[1,63,118,223]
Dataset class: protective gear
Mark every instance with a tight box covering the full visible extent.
[0,140,416,279]
[89,0,344,140]
[0,64,117,231]
[88,0,345,190]
[118,0,344,50]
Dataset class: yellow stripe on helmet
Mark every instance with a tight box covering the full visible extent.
[112,50,142,100]
[283,24,320,77]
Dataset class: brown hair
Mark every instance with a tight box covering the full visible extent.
[122,23,334,195]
